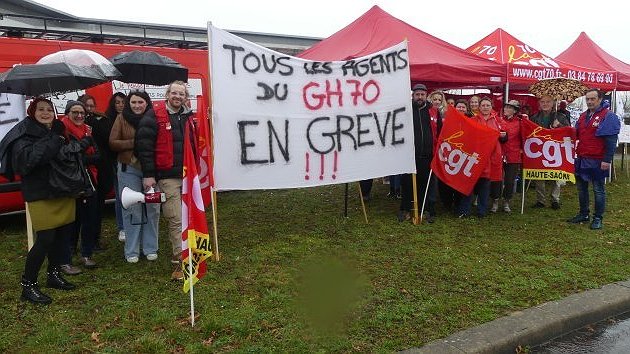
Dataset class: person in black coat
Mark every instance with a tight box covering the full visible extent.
[0,97,92,304]
[80,94,115,251]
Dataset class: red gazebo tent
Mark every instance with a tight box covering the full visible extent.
[555,32,630,91]
[467,28,617,91]
[298,6,505,89]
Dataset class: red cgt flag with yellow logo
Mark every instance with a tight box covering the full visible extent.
[181,122,212,293]
[520,118,576,183]
[431,106,499,195]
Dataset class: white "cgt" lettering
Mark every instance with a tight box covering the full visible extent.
[523,137,574,168]
[438,141,479,177]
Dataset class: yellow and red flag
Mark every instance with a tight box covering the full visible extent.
[195,95,213,207]
[181,121,212,293]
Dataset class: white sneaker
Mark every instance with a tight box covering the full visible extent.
[503,201,512,213]
[126,256,139,263]
[118,230,126,242]
[146,253,158,261]
[490,199,499,213]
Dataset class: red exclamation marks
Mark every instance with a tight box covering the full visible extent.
[332,151,338,179]
[319,153,325,180]
[305,152,310,180]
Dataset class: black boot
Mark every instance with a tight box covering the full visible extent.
[21,276,52,304]
[46,268,76,290]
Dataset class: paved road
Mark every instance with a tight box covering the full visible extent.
[533,313,630,353]
[406,280,630,353]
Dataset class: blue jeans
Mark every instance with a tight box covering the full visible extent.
[118,163,160,258]
[576,175,606,219]
[459,178,490,216]
[113,171,124,232]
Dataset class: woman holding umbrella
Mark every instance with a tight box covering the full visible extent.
[0,98,91,304]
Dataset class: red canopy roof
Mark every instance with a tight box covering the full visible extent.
[556,32,630,91]
[467,28,617,90]
[298,6,505,89]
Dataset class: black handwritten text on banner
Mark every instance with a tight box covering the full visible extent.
[210,25,415,190]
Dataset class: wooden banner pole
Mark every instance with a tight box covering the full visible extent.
[412,173,419,225]
[357,182,368,224]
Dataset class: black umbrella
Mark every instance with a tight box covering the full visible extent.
[109,50,188,86]
[0,62,109,96]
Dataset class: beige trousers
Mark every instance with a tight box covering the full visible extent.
[158,178,182,258]
[535,180,561,204]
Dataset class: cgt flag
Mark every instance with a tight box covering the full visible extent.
[521,118,576,183]
[431,106,499,195]
[195,95,213,208]
[181,122,212,293]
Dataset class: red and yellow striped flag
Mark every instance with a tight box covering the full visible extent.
[181,122,212,293]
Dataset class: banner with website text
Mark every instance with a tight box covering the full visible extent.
[431,107,499,195]
[521,118,576,183]
[209,25,415,191]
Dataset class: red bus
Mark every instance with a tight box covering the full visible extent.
[0,36,210,214]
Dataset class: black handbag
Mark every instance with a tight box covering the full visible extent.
[49,141,95,198]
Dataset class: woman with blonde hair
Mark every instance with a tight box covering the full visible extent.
[429,90,447,117]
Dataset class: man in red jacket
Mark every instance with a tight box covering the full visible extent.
[136,81,195,280]
[567,89,619,230]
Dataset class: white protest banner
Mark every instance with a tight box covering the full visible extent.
[0,94,26,143]
[210,25,415,190]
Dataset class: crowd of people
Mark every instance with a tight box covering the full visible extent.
[362,84,620,232]
[0,79,621,305]
[0,81,197,304]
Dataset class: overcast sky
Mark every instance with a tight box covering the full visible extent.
[32,0,630,63]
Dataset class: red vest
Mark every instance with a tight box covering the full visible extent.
[576,108,607,159]
[153,101,174,171]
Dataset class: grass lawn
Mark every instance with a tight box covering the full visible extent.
[1,170,629,352]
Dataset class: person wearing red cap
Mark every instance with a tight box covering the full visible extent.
[558,100,571,118]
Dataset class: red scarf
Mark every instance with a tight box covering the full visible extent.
[60,117,98,182]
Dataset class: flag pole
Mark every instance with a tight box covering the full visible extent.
[420,169,432,223]
[357,182,368,224]
[208,21,220,262]
[521,170,526,214]
[211,188,220,261]
[188,244,195,327]
[412,173,419,225]
[343,183,349,217]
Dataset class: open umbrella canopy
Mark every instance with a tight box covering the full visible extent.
[109,50,188,85]
[529,77,589,103]
[0,62,109,96]
[37,49,122,80]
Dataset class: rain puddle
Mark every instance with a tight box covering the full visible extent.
[532,312,630,353]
